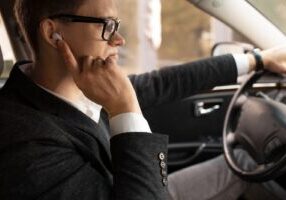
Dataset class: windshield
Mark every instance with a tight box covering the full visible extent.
[247,0,286,34]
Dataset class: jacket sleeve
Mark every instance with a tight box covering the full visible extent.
[0,132,168,200]
[111,133,169,200]
[129,54,238,109]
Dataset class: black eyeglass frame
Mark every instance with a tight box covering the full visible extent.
[49,14,120,41]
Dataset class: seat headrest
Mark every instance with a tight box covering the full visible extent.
[0,46,3,76]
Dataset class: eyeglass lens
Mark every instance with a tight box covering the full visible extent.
[104,20,117,40]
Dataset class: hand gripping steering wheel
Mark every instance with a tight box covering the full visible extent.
[223,70,286,182]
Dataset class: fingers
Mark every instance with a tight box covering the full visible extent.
[277,64,286,74]
[56,38,117,76]
[91,57,116,69]
[105,56,116,66]
[57,40,79,74]
[81,56,94,72]
[80,57,109,75]
[93,57,106,67]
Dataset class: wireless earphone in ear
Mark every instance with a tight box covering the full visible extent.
[52,33,63,41]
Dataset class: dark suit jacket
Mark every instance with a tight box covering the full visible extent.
[0,55,237,200]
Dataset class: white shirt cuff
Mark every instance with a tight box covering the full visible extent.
[232,54,250,76]
[109,113,152,137]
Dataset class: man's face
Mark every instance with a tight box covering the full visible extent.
[59,0,125,62]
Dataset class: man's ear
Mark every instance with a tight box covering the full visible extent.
[39,19,61,48]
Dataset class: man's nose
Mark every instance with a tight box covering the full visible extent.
[109,32,126,47]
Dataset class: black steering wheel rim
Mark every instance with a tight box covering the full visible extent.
[223,70,286,182]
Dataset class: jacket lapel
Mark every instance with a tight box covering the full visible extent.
[2,63,112,168]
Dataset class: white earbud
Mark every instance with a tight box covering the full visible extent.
[52,33,63,41]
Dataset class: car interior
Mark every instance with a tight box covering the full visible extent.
[1,0,286,198]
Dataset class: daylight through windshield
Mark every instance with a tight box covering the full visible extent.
[247,0,286,34]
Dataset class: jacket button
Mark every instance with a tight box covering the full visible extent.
[158,152,165,161]
[161,169,167,177]
[160,161,166,169]
[162,177,168,186]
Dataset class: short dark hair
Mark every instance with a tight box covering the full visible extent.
[14,0,85,58]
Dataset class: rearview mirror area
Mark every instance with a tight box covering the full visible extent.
[211,42,254,57]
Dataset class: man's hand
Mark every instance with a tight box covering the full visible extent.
[57,39,142,118]
[248,45,286,74]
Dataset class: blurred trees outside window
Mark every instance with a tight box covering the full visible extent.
[118,0,212,73]
[118,0,255,74]
[159,0,211,66]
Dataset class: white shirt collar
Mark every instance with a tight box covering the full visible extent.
[19,64,102,123]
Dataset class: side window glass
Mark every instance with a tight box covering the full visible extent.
[159,0,212,66]
[0,13,15,79]
[118,0,213,74]
[118,1,254,74]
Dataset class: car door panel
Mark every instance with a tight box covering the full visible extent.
[167,142,223,172]
[143,90,236,172]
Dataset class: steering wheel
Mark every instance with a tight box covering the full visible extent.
[223,70,286,182]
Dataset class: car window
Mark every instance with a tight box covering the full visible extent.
[159,0,211,66]
[0,13,15,78]
[118,0,254,74]
[118,0,212,74]
[247,0,286,35]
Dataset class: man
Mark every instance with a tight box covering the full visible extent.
[1,0,168,199]
[0,0,286,199]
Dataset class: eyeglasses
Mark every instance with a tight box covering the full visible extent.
[49,14,120,41]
